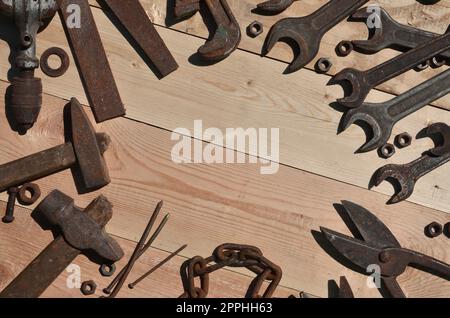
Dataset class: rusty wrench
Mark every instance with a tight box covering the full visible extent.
[256,0,298,14]
[332,31,450,108]
[262,0,369,73]
[174,0,241,61]
[341,68,450,153]
[349,7,450,64]
[372,123,450,204]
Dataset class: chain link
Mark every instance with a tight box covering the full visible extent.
[179,243,282,298]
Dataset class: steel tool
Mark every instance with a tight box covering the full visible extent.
[256,0,298,14]
[262,0,368,73]
[348,7,450,64]
[0,190,124,298]
[372,123,450,204]
[0,0,58,132]
[2,0,178,130]
[174,0,241,61]
[0,98,111,193]
[332,31,450,108]
[341,68,450,153]
[320,201,450,298]
[99,0,179,78]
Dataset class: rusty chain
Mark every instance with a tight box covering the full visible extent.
[179,243,282,298]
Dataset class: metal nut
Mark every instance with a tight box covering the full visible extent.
[379,143,395,159]
[425,222,443,238]
[99,263,116,277]
[316,57,332,74]
[431,56,447,68]
[444,222,450,238]
[415,60,430,72]
[18,183,41,205]
[336,41,353,57]
[395,132,412,149]
[80,280,97,296]
[40,47,70,78]
[247,21,263,37]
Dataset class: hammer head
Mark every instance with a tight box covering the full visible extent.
[68,98,111,190]
[35,190,124,262]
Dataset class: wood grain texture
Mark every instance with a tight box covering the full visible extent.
[0,203,296,298]
[137,0,450,110]
[0,89,448,297]
[0,7,449,211]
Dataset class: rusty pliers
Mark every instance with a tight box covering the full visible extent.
[320,201,450,298]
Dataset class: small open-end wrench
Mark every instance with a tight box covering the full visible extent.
[348,7,450,64]
[174,0,241,61]
[341,68,450,153]
[256,0,298,14]
[372,123,450,204]
[332,31,450,108]
[262,0,369,73]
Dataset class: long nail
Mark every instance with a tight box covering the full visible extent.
[128,244,187,289]
[106,201,165,297]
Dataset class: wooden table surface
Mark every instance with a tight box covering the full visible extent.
[0,0,449,298]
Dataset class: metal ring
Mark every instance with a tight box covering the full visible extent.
[18,183,41,205]
[99,263,116,277]
[40,47,70,78]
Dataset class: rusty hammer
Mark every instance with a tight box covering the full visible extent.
[0,190,124,298]
[0,98,110,193]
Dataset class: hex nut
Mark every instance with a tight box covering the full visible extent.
[247,21,263,37]
[80,280,97,296]
[100,263,116,277]
[379,143,395,159]
[415,60,430,71]
[444,222,450,238]
[395,132,412,149]
[431,56,447,68]
[336,41,353,57]
[18,183,41,205]
[316,57,333,74]
[425,222,443,238]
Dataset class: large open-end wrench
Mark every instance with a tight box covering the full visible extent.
[341,68,450,153]
[332,31,450,108]
[262,0,369,73]
[174,0,241,61]
[372,123,450,204]
[256,0,298,14]
[348,7,450,64]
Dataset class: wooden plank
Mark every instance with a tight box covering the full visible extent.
[1,9,449,211]
[0,89,449,297]
[133,0,450,110]
[0,203,296,298]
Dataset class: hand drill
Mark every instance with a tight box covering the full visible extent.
[0,0,58,132]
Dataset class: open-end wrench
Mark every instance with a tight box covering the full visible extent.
[262,0,369,73]
[372,123,450,204]
[332,31,450,108]
[174,0,241,61]
[348,7,450,64]
[256,0,298,14]
[341,68,450,153]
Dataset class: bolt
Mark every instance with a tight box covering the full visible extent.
[425,222,443,238]
[2,187,19,223]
